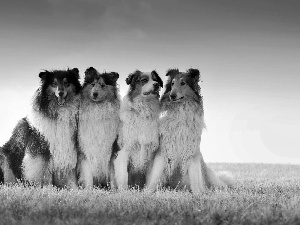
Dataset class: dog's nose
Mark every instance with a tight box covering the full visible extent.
[170,94,177,100]
[93,92,98,98]
[58,92,64,97]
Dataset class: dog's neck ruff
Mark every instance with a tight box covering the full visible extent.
[34,88,77,119]
[78,98,120,178]
[159,100,205,173]
[121,96,160,119]
[28,94,79,173]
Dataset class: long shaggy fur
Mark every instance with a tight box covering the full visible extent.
[23,68,81,188]
[0,117,48,184]
[147,68,234,193]
[77,67,120,188]
[27,96,79,175]
[114,70,163,189]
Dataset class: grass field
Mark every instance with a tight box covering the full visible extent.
[1,163,300,225]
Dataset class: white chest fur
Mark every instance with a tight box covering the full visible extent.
[159,102,205,173]
[78,101,120,177]
[28,101,78,173]
[120,96,160,169]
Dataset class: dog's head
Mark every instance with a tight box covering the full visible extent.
[162,68,201,103]
[39,68,81,106]
[126,70,163,101]
[82,67,119,102]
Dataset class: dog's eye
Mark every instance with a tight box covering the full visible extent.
[171,81,174,86]
[101,84,106,88]
[52,82,57,87]
[141,79,147,84]
[180,81,186,86]
[64,81,69,86]
[91,83,95,87]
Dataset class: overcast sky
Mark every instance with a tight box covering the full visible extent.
[0,0,299,163]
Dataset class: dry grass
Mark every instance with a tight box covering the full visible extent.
[1,163,300,225]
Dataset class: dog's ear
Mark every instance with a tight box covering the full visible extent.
[110,72,119,85]
[85,67,97,76]
[39,71,50,81]
[187,68,200,82]
[163,68,179,95]
[102,72,119,86]
[151,70,163,88]
[84,67,98,83]
[126,70,140,87]
[166,68,179,78]
[186,68,201,96]
[70,68,80,80]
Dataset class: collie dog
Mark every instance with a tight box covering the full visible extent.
[77,67,120,188]
[147,68,233,194]
[0,69,81,188]
[114,70,163,189]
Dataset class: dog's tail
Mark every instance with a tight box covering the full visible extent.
[206,167,235,188]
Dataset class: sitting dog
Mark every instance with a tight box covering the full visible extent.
[114,70,163,189]
[77,67,120,188]
[147,68,233,194]
[16,68,81,188]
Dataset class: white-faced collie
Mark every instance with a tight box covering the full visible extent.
[7,68,82,188]
[114,70,163,189]
[147,68,234,194]
[77,67,120,188]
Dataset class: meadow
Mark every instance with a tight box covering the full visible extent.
[1,163,300,225]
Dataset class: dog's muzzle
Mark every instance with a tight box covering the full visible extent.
[170,94,184,101]
[57,94,67,106]
[92,92,99,101]
[143,89,159,96]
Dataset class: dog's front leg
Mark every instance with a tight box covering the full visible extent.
[78,159,93,188]
[146,153,165,191]
[114,148,129,190]
[41,158,53,187]
[187,152,209,194]
[139,144,146,163]
[22,152,47,187]
[109,159,116,190]
[66,168,78,189]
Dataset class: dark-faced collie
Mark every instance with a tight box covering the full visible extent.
[114,70,163,189]
[77,67,120,188]
[147,68,233,194]
[1,68,81,188]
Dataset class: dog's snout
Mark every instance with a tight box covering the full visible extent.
[93,92,98,98]
[58,92,64,97]
[170,93,177,100]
